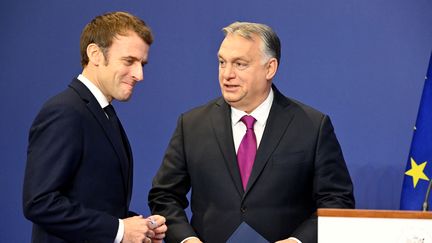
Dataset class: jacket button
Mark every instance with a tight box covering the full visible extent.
[241,206,247,213]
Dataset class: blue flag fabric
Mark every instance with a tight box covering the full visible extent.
[400,52,432,210]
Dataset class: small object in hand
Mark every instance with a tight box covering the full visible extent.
[147,217,158,229]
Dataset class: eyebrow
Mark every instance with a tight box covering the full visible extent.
[122,56,148,65]
[217,54,248,62]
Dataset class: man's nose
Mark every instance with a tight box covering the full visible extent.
[222,64,235,80]
[132,63,143,81]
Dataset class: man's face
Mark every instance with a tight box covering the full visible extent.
[218,33,274,113]
[96,31,150,102]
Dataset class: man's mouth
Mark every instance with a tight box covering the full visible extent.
[224,84,240,89]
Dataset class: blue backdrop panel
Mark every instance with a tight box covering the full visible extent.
[1,0,431,241]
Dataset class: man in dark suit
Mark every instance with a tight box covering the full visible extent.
[148,22,354,243]
[23,12,167,243]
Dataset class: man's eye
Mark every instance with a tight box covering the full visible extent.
[124,60,134,66]
[235,62,247,69]
[219,60,226,67]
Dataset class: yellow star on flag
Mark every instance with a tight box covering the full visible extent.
[405,157,429,188]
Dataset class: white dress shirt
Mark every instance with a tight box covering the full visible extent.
[231,89,273,152]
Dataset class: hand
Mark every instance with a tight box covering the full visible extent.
[184,238,203,243]
[122,215,152,243]
[146,215,167,243]
[275,239,298,243]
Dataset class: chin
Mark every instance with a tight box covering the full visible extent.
[223,97,240,106]
[123,91,134,100]
[116,95,132,102]
[223,93,240,102]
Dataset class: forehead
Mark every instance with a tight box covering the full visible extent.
[108,32,150,59]
[218,33,262,59]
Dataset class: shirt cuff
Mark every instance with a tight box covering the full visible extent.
[288,237,302,243]
[114,219,124,243]
[181,236,200,243]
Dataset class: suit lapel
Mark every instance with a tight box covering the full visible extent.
[210,98,244,196]
[118,122,134,205]
[69,79,130,193]
[245,86,295,193]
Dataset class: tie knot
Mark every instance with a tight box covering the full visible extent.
[104,104,117,119]
[241,115,256,129]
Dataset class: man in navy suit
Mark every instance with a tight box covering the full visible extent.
[148,22,354,243]
[23,12,166,243]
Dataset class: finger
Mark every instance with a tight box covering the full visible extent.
[153,233,166,239]
[146,216,158,229]
[156,215,166,225]
[146,230,155,238]
[149,215,166,225]
[153,225,167,234]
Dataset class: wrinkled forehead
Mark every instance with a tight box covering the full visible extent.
[218,33,263,58]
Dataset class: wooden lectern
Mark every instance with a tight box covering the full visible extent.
[318,208,432,243]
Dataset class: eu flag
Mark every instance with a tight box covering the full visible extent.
[400,52,432,211]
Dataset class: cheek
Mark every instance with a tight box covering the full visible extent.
[237,74,248,86]
[218,69,224,80]
[118,68,130,77]
[218,72,225,86]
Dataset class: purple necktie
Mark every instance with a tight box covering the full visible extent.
[237,115,257,190]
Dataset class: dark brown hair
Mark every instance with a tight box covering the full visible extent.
[80,11,153,67]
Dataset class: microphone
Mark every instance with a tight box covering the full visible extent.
[422,179,432,211]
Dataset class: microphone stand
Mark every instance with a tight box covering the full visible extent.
[422,179,432,211]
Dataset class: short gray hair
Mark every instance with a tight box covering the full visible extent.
[222,21,281,64]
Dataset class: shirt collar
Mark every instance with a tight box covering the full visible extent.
[77,74,110,109]
[231,88,274,126]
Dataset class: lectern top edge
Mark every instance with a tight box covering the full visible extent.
[317,208,432,219]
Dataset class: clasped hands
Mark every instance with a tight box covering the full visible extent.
[122,214,167,243]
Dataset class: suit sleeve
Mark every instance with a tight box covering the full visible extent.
[292,115,355,243]
[148,114,198,243]
[23,103,118,242]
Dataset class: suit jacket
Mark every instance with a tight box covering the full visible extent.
[23,78,134,243]
[148,85,354,243]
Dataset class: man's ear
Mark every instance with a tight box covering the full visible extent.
[86,43,103,66]
[265,57,278,80]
